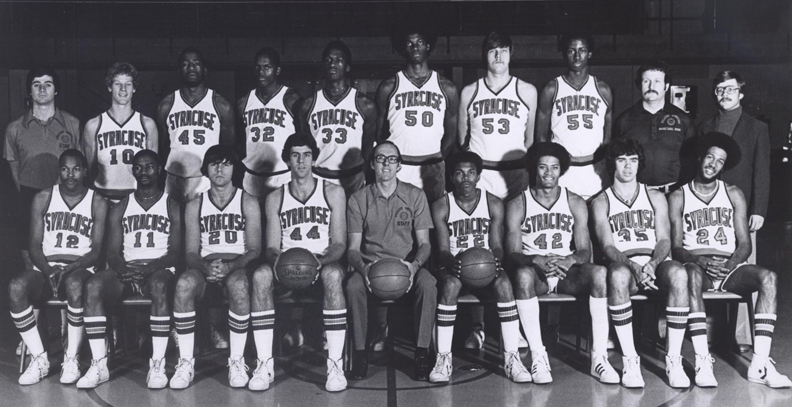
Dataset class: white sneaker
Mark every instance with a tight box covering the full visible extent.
[665,355,690,388]
[147,358,168,389]
[249,358,274,391]
[429,352,453,383]
[694,354,718,388]
[326,358,347,392]
[210,324,229,350]
[228,356,249,388]
[169,358,195,389]
[76,358,109,389]
[60,354,81,384]
[370,325,388,352]
[748,355,792,389]
[621,356,645,388]
[591,353,619,384]
[464,327,485,350]
[504,351,532,383]
[19,353,49,385]
[530,352,553,384]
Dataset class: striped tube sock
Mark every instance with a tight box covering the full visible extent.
[150,316,170,360]
[688,312,708,356]
[590,297,609,355]
[84,316,107,358]
[753,313,776,358]
[324,309,347,361]
[497,301,520,353]
[516,298,545,355]
[66,306,84,357]
[252,310,275,361]
[665,307,689,357]
[436,304,457,354]
[11,306,44,355]
[173,311,196,359]
[609,302,636,357]
[228,311,250,358]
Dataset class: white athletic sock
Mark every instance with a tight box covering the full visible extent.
[666,307,689,357]
[84,316,107,358]
[590,297,609,355]
[498,301,520,353]
[228,311,250,358]
[516,298,545,354]
[11,306,44,355]
[150,316,170,360]
[436,304,457,354]
[324,309,347,361]
[753,314,776,358]
[252,310,275,361]
[688,312,709,356]
[66,306,84,357]
[609,301,637,357]
[173,311,196,359]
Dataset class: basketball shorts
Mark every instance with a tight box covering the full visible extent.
[121,261,176,297]
[546,276,559,294]
[685,256,747,292]
[34,261,95,274]
[558,161,607,200]
[165,172,210,203]
[243,170,291,201]
[397,161,445,203]
[478,168,529,201]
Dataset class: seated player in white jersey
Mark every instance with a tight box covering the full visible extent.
[504,142,615,384]
[252,133,349,392]
[156,47,235,204]
[590,139,690,388]
[74,150,182,389]
[9,149,108,385]
[669,132,791,388]
[298,41,376,196]
[534,34,613,200]
[458,31,537,202]
[82,62,158,201]
[170,145,263,390]
[238,47,302,200]
[428,151,531,384]
[375,25,459,203]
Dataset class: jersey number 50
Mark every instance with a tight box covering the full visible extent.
[405,110,434,127]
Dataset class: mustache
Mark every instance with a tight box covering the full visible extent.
[644,90,658,95]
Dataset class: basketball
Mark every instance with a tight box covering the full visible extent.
[457,247,497,288]
[276,248,320,290]
[368,258,411,300]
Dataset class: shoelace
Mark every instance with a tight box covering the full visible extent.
[62,356,79,372]
[508,353,529,375]
[436,353,452,374]
[533,354,551,373]
[86,359,103,377]
[625,357,640,374]
[252,360,269,378]
[151,359,165,373]
[228,358,249,375]
[29,354,47,373]
[328,359,343,378]
[668,356,683,371]
[173,359,193,379]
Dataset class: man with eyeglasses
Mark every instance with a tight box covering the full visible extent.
[345,141,437,381]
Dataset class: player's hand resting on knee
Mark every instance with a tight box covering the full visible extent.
[639,262,659,291]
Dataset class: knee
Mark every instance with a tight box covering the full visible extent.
[590,264,607,286]
[175,272,202,298]
[666,263,688,289]
[252,266,274,292]
[226,271,250,294]
[759,269,777,291]
[493,273,514,295]
[607,264,632,289]
[686,265,704,288]
[440,275,463,296]
[514,266,536,288]
[8,277,28,301]
[64,275,85,298]
[321,264,344,287]
[148,276,170,299]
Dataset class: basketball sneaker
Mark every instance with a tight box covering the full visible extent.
[249,358,274,391]
[748,354,792,388]
[665,355,690,388]
[429,352,453,383]
[60,354,81,384]
[147,358,168,389]
[326,358,347,392]
[694,353,718,388]
[370,324,388,352]
[282,323,305,350]
[76,357,109,389]
[464,327,485,350]
[591,353,619,384]
[530,352,553,384]
[18,352,49,385]
[621,356,645,388]
[228,356,249,388]
[169,358,195,389]
[210,324,229,349]
[504,351,532,383]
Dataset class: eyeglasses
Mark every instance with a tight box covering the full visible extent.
[374,155,400,164]
[714,86,740,96]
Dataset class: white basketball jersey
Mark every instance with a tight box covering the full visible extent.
[42,185,95,259]
[520,187,575,256]
[199,188,246,257]
[307,88,365,171]
[94,111,148,190]
[681,181,736,257]
[467,77,530,161]
[605,184,657,266]
[447,189,492,256]
[550,75,608,157]
[241,86,296,174]
[122,192,172,262]
[165,89,222,177]
[387,71,447,157]
[279,180,331,253]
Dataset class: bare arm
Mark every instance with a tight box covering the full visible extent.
[322,183,347,265]
[357,93,378,163]
[66,195,109,273]
[518,80,538,150]
[505,195,532,268]
[591,193,643,279]
[669,189,702,265]
[215,92,236,147]
[263,188,284,268]
[184,197,211,273]
[646,189,672,266]
[457,83,475,149]
[598,80,614,145]
[82,117,100,173]
[28,189,53,273]
[431,195,455,271]
[564,194,593,267]
[725,185,752,268]
[140,197,182,273]
[224,192,262,272]
[155,94,174,165]
[534,80,557,143]
[374,78,396,143]
[142,115,159,153]
[439,77,459,158]
[284,89,304,133]
[487,193,505,261]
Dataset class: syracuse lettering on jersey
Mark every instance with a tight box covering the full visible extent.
[122,214,170,235]
[310,109,358,131]
[280,206,330,229]
[609,210,655,233]
[448,217,490,237]
[554,95,602,116]
[243,107,287,128]
[167,110,217,131]
[470,98,521,119]
[44,211,93,238]
[522,213,573,233]
[97,130,146,150]
[200,213,245,233]
[394,90,444,111]
[684,207,733,232]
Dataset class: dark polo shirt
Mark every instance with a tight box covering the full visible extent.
[613,102,695,187]
[347,180,433,263]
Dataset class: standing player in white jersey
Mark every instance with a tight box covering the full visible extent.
[669,132,791,389]
[238,47,302,200]
[459,31,536,201]
[376,26,459,203]
[169,145,263,390]
[505,142,616,385]
[535,34,613,200]
[82,62,158,201]
[429,151,531,384]
[75,150,182,389]
[299,41,376,196]
[156,47,235,204]
[251,133,348,392]
[591,139,690,388]
[9,150,108,386]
